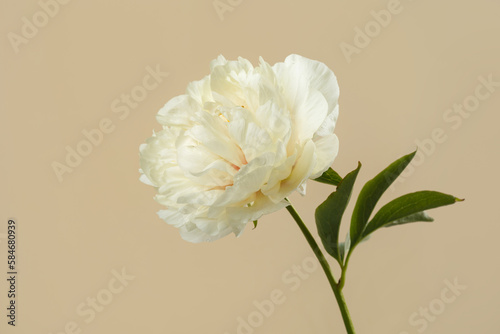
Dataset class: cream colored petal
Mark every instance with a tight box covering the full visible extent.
[281,54,339,117]
[227,108,274,162]
[310,134,339,179]
[158,209,187,228]
[227,192,288,224]
[156,95,200,128]
[268,140,316,203]
[178,220,233,243]
[210,152,275,211]
[187,112,245,167]
[186,75,213,106]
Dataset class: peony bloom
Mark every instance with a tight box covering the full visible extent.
[139,54,339,242]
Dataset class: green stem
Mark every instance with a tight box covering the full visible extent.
[286,202,357,334]
[338,251,353,290]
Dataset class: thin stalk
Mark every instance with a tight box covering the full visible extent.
[285,202,357,334]
[338,251,353,290]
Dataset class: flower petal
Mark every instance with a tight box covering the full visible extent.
[156,95,200,128]
[140,54,340,242]
[310,134,340,179]
[268,139,316,202]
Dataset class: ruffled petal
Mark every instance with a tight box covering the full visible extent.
[140,54,340,243]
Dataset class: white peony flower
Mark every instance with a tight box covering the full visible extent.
[139,54,340,242]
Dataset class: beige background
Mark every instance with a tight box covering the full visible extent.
[1,0,499,333]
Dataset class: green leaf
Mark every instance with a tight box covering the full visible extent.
[350,150,416,247]
[338,233,351,263]
[315,163,361,264]
[313,168,343,186]
[362,191,462,237]
[384,211,434,228]
[253,220,258,229]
